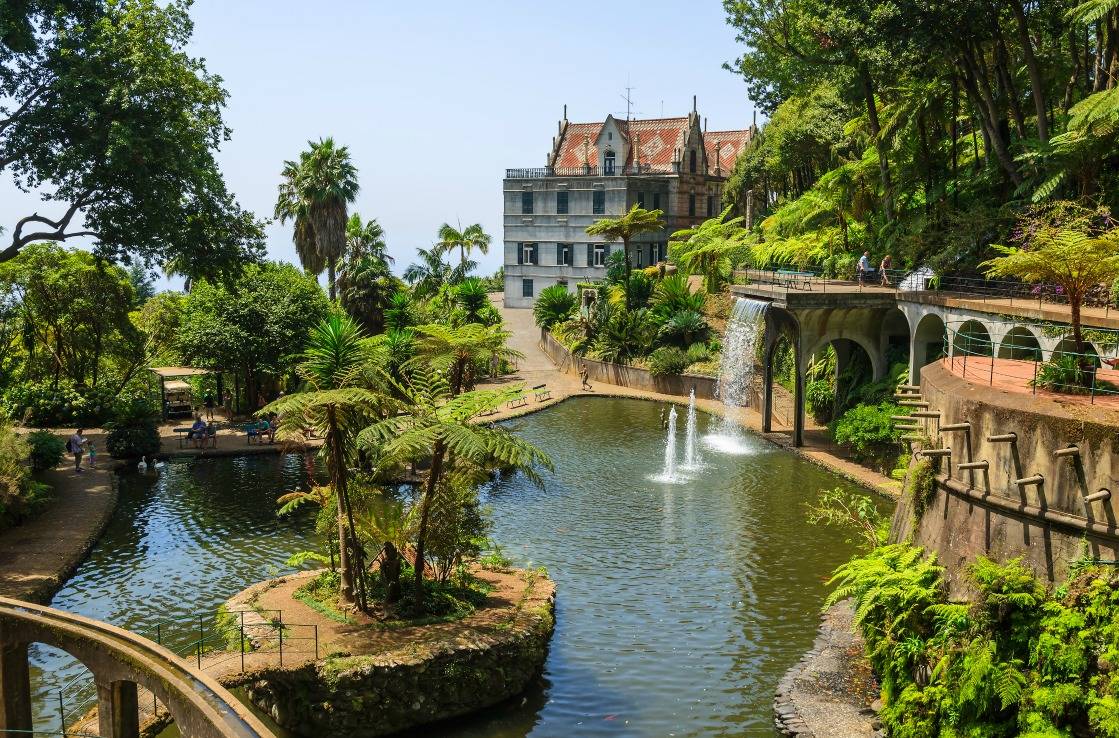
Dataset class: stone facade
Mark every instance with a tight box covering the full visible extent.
[503,107,753,307]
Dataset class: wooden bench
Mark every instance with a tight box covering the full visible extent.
[533,384,551,401]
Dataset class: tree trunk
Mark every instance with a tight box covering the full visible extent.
[328,257,337,301]
[621,236,632,308]
[860,65,894,222]
[413,438,446,615]
[327,410,355,606]
[952,78,960,206]
[959,57,1022,184]
[1009,0,1049,142]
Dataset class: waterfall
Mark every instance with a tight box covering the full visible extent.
[653,406,681,483]
[681,389,701,471]
[706,297,769,454]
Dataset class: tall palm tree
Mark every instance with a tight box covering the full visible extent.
[359,371,550,615]
[403,246,452,299]
[410,322,524,395]
[339,256,399,334]
[346,213,392,269]
[275,139,360,300]
[438,222,491,267]
[586,205,665,306]
[263,316,389,611]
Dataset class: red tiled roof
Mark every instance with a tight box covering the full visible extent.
[704,130,752,175]
[552,117,691,171]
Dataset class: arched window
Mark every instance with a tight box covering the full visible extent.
[604,149,616,175]
[689,149,697,173]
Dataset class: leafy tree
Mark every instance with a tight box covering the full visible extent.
[264,316,390,611]
[0,1,265,271]
[586,205,665,305]
[403,245,473,300]
[410,323,523,395]
[533,284,577,329]
[344,213,392,269]
[177,262,329,411]
[982,203,1119,364]
[438,222,490,267]
[670,206,751,291]
[358,371,551,615]
[452,278,493,325]
[275,138,360,300]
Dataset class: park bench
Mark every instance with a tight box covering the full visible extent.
[776,269,815,290]
[507,394,528,410]
[533,384,551,401]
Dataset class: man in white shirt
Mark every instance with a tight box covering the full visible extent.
[857,251,871,285]
[68,429,86,473]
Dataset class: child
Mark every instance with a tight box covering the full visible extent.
[86,440,96,468]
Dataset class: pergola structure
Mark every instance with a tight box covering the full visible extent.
[148,367,223,420]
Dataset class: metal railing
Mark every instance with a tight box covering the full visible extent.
[505,163,678,178]
[943,318,1119,402]
[34,607,319,737]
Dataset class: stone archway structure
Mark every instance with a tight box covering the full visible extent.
[0,597,274,738]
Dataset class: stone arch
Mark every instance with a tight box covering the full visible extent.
[879,307,912,371]
[761,307,804,445]
[951,319,993,358]
[910,312,946,383]
[997,327,1043,361]
[1053,336,1101,367]
[804,334,883,381]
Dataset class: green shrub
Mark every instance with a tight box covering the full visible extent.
[647,346,690,377]
[0,424,52,530]
[806,378,835,423]
[831,402,904,471]
[685,342,712,364]
[623,271,654,308]
[26,431,66,472]
[1031,353,1095,393]
[105,422,160,459]
[657,309,711,348]
[533,284,577,329]
[595,309,655,364]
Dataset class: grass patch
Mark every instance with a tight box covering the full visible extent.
[293,570,356,624]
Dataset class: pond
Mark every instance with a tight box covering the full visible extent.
[32,396,886,737]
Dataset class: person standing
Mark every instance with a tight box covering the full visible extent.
[857,251,871,285]
[203,391,215,420]
[879,254,893,286]
[68,429,87,473]
[580,362,591,391]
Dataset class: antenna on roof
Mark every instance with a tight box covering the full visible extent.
[563,104,567,121]
[693,95,697,113]
[621,84,635,121]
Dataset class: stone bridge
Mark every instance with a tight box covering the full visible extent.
[732,278,1119,446]
[0,596,275,738]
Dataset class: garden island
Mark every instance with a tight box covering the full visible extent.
[1,1,1119,737]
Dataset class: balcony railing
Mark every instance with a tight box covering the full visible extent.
[505,163,678,178]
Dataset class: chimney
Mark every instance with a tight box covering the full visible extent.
[692,95,697,113]
[715,140,721,175]
[563,103,568,121]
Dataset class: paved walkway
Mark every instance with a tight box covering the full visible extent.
[942,355,1119,410]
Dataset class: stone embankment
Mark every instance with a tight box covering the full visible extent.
[217,568,555,737]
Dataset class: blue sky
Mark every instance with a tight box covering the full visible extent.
[0,1,757,289]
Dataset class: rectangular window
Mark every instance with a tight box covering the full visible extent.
[593,189,605,214]
[635,246,644,267]
[556,190,568,214]
[558,243,572,266]
[522,279,534,298]
[653,192,661,210]
[688,194,696,217]
[593,244,607,267]
[521,242,537,265]
[522,190,534,214]
[707,194,714,217]
[637,191,646,209]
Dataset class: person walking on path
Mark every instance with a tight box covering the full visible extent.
[203,391,215,420]
[580,362,592,391]
[879,254,893,286]
[68,429,87,473]
[857,251,871,286]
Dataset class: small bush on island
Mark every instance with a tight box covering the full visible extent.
[830,402,904,472]
[828,544,1119,738]
[26,431,66,472]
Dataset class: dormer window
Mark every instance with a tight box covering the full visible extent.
[604,150,615,175]
[689,149,697,173]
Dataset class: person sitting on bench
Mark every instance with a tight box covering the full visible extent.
[186,415,207,446]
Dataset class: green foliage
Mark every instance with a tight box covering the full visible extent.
[533,284,577,329]
[604,249,627,284]
[424,481,491,583]
[831,402,904,471]
[594,309,656,364]
[0,424,50,530]
[646,346,690,377]
[649,274,706,321]
[26,431,65,472]
[907,457,938,526]
[105,421,160,459]
[669,206,752,291]
[805,379,836,423]
[657,310,711,348]
[623,271,654,308]
[832,543,1119,738]
[1032,354,1091,394]
[805,487,887,552]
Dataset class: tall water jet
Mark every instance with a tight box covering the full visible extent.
[652,405,681,483]
[681,389,701,471]
[705,297,769,454]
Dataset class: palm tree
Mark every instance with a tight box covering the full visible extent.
[262,316,389,611]
[586,205,665,306]
[338,256,399,334]
[403,246,452,299]
[670,206,751,292]
[410,322,524,395]
[275,138,360,300]
[359,371,550,615]
[438,222,491,267]
[345,213,392,269]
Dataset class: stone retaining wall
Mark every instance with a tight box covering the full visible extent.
[540,329,720,399]
[892,362,1119,591]
[232,574,555,737]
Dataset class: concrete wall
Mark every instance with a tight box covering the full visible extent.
[891,362,1119,592]
[540,330,719,399]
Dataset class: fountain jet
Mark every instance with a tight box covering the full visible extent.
[652,406,683,483]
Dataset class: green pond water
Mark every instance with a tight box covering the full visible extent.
[32,396,886,737]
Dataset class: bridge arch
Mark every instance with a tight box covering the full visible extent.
[997,326,1043,361]
[910,312,946,383]
[951,319,993,357]
[1053,336,1102,367]
[0,597,273,738]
